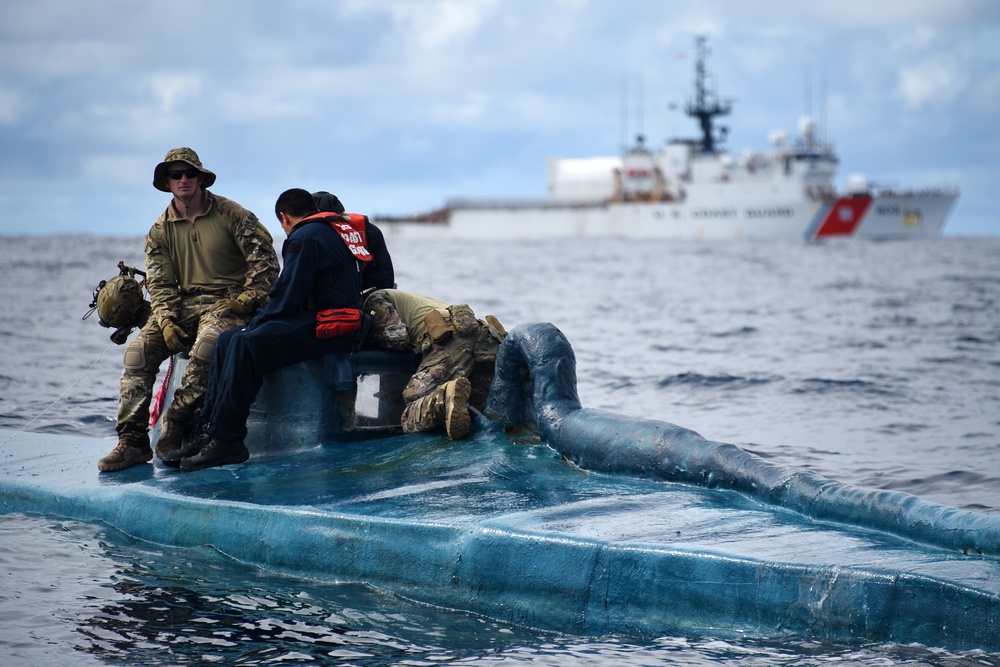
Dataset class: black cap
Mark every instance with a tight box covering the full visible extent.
[312,191,345,214]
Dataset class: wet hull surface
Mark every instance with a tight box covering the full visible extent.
[1,419,997,652]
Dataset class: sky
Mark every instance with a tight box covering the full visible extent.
[1,0,998,239]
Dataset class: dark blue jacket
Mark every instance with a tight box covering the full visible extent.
[249,214,362,327]
[363,220,395,291]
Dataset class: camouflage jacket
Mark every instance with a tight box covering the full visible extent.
[144,191,279,328]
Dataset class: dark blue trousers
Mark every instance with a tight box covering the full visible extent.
[201,311,354,442]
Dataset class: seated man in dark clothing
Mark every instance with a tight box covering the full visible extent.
[313,190,395,291]
[165,188,368,471]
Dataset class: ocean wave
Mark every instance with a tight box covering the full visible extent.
[656,372,778,390]
[791,377,898,397]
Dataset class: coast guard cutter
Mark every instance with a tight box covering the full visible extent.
[375,37,958,241]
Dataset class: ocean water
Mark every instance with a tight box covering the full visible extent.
[1,234,998,665]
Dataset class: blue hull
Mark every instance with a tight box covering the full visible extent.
[1,323,998,651]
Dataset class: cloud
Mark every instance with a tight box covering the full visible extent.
[0,0,998,237]
[705,0,998,29]
[81,153,150,185]
[0,83,28,126]
[383,0,499,54]
[145,73,203,114]
[969,69,1000,113]
[896,56,968,110]
[980,25,1000,59]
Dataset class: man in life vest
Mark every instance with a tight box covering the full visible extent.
[313,191,395,291]
[362,289,507,440]
[163,188,368,471]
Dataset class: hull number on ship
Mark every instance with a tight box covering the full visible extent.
[690,207,794,219]
[746,207,794,218]
[692,208,738,218]
[875,203,923,226]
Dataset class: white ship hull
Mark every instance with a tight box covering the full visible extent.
[379,188,958,242]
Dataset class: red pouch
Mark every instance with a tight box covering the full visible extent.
[315,308,363,339]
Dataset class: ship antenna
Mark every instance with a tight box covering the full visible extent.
[684,35,732,153]
[821,66,827,146]
[805,66,811,121]
[637,75,644,143]
[621,73,646,151]
[621,73,630,152]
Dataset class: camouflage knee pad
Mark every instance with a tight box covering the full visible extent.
[117,324,172,433]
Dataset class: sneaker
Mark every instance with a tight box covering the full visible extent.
[179,438,249,472]
[98,437,152,472]
[443,377,472,440]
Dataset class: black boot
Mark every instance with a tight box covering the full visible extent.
[154,419,186,461]
[160,422,211,469]
[179,437,249,472]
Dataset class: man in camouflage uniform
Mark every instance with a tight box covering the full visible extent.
[98,147,279,472]
[362,289,506,439]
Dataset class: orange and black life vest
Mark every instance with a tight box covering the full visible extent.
[301,211,372,263]
[329,212,372,263]
[339,213,368,243]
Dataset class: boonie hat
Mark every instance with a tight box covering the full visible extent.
[152,147,217,192]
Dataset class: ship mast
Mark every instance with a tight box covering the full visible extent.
[684,36,732,154]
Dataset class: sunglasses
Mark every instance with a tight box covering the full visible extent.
[167,169,201,180]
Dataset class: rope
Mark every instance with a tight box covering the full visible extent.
[0,341,116,448]
[149,355,174,429]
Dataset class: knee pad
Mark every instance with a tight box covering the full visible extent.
[190,330,219,362]
[447,305,479,337]
[123,338,146,371]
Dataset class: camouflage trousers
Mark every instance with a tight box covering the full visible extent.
[400,328,502,434]
[116,295,249,440]
[401,333,478,433]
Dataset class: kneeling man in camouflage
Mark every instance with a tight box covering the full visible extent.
[362,289,506,439]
